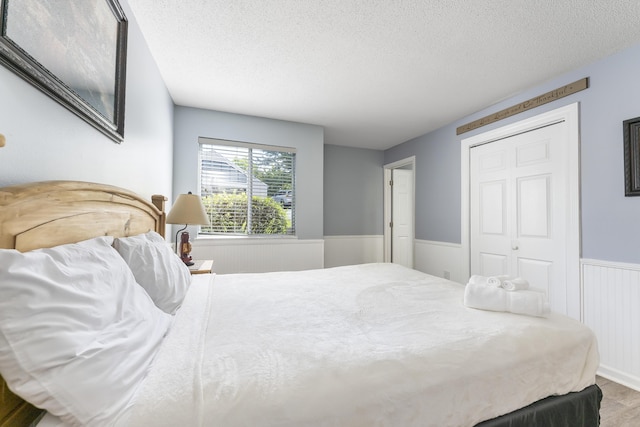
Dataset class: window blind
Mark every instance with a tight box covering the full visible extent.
[198,138,296,235]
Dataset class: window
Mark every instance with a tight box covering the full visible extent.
[198,137,296,236]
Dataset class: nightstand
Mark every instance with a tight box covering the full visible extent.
[188,259,213,275]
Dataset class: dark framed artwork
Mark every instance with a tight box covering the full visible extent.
[0,0,128,142]
[623,116,640,197]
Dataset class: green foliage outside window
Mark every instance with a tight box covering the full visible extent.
[231,155,293,197]
[201,193,288,234]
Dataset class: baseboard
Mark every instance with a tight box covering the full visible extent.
[597,365,640,392]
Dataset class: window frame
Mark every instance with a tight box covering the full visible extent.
[197,137,297,237]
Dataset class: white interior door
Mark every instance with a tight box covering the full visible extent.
[470,122,569,313]
[392,168,413,268]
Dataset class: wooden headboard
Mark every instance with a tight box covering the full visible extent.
[0,180,167,427]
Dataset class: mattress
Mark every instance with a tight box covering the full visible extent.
[118,263,598,427]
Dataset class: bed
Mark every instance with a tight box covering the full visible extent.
[0,180,601,427]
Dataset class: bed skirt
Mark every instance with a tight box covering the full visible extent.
[476,384,602,427]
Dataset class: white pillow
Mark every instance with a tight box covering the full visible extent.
[113,231,191,314]
[0,236,172,427]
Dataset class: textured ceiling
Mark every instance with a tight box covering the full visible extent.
[127,0,640,150]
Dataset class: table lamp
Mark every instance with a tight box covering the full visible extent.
[166,192,210,266]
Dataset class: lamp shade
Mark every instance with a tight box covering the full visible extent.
[166,192,210,226]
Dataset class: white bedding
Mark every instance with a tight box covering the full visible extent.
[119,263,598,427]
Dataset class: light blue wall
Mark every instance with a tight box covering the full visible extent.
[172,106,324,239]
[385,42,640,264]
[0,0,174,201]
[324,144,384,235]
[385,125,461,243]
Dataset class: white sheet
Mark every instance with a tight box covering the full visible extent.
[123,263,599,427]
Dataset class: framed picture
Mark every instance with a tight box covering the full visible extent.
[0,0,128,142]
[623,116,640,196]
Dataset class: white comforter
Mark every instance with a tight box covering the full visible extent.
[123,263,599,427]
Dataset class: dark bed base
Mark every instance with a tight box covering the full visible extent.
[475,384,602,427]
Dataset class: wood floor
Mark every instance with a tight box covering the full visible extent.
[597,376,640,426]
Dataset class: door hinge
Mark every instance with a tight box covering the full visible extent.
[389,221,393,228]
[389,180,393,186]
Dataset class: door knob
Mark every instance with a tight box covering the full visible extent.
[511,240,519,250]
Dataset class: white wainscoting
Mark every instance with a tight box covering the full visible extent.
[414,239,465,284]
[323,236,466,282]
[191,238,324,274]
[582,258,640,391]
[324,235,384,268]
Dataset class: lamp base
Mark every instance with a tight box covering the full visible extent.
[179,231,194,266]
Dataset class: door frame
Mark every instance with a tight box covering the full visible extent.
[460,103,581,319]
[383,156,416,265]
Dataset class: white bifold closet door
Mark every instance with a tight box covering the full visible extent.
[470,121,569,315]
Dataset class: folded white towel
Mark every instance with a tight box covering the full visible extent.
[502,277,530,291]
[463,282,507,312]
[463,282,550,318]
[486,275,509,287]
[508,290,550,317]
